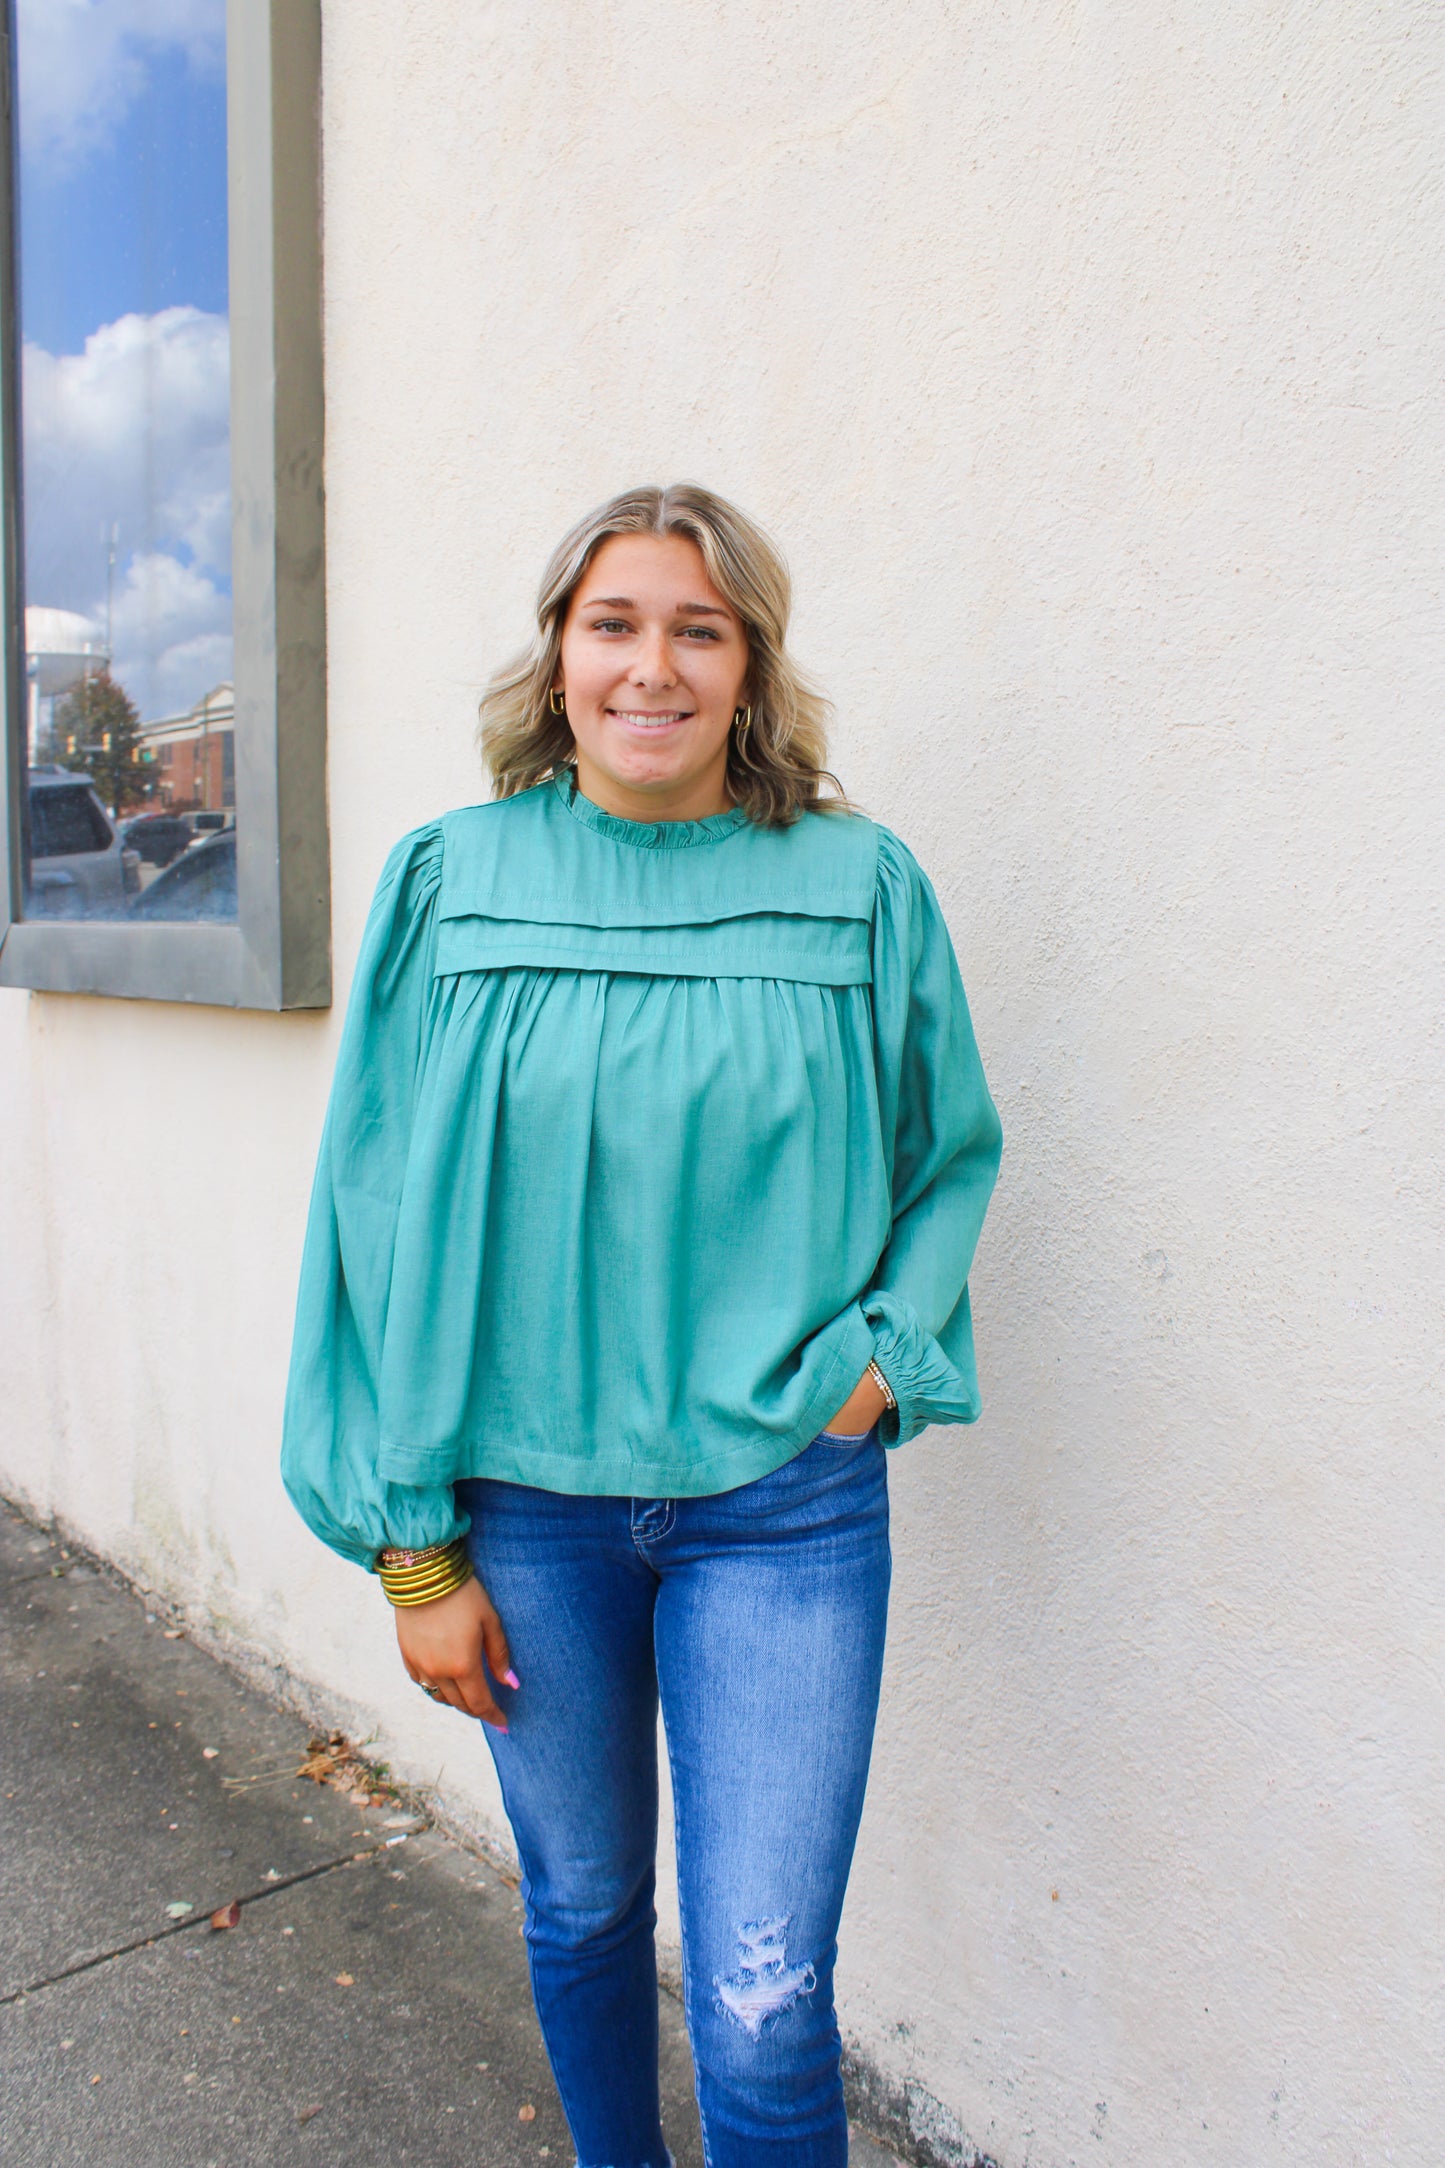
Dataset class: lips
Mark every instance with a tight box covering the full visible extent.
[606,708,693,730]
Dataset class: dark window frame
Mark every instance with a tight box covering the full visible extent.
[0,0,330,1009]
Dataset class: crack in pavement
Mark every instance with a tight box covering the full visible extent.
[0,1843,386,2008]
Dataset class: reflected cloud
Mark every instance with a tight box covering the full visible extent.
[16,0,225,175]
[22,306,231,719]
[109,553,232,718]
[23,307,230,584]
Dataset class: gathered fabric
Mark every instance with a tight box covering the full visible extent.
[281,767,1002,1566]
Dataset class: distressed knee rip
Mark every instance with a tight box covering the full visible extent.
[713,1915,817,2039]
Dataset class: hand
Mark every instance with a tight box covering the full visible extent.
[394,1573,515,1730]
[823,1365,889,1438]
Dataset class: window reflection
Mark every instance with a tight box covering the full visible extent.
[16,1,235,924]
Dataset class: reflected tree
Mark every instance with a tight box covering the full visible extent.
[53,670,154,816]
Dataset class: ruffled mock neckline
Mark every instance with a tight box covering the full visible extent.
[551,765,751,850]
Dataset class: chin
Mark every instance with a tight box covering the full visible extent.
[619,768,689,796]
[604,747,692,787]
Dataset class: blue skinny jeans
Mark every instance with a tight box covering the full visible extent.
[457,1427,891,2168]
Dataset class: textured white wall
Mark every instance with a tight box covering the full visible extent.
[2,4,1440,2162]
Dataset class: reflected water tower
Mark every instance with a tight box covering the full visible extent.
[25,607,109,764]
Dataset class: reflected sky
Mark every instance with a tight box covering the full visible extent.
[16,1,231,724]
[19,39,228,353]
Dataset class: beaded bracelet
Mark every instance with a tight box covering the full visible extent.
[375,1537,474,1607]
[866,1358,897,1411]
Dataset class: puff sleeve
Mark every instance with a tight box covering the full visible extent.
[280,823,468,1569]
[861,828,1003,1444]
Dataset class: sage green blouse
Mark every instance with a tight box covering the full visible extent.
[282,768,1001,1569]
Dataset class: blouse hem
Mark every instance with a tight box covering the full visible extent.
[375,1358,886,1500]
[377,1431,850,1499]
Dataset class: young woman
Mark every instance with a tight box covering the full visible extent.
[282,483,1002,2167]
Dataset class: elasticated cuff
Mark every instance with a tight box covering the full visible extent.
[859,1288,982,1445]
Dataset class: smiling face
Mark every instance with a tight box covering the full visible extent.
[554,531,752,821]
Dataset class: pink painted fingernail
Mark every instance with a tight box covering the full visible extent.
[502,1669,520,1690]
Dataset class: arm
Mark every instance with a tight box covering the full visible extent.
[281,825,458,1561]
[279,826,511,1724]
[858,827,1003,1444]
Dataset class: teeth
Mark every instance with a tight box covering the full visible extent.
[612,711,686,726]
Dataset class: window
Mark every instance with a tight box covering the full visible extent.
[0,1,329,1008]
[31,782,113,862]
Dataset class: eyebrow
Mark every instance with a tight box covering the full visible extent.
[580,595,733,618]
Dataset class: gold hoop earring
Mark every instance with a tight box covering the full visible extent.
[733,705,752,736]
[549,688,566,717]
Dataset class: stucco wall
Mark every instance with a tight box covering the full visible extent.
[2,4,1440,2162]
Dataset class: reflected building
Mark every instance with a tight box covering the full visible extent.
[25,606,109,764]
[136,683,235,813]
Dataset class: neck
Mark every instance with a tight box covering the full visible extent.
[571,751,733,824]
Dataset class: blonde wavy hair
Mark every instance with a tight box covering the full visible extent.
[478,483,848,827]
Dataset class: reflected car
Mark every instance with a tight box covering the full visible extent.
[128,828,237,922]
[119,812,193,869]
[184,809,233,839]
[26,768,141,917]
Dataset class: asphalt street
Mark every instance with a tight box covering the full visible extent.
[0,1499,899,2167]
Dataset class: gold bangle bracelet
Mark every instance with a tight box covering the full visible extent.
[375,1538,474,1608]
[379,1562,473,1607]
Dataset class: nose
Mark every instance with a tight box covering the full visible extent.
[628,626,677,691]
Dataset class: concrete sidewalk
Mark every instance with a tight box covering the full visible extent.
[0,1500,900,2167]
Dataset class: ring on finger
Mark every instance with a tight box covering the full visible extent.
[418,1679,446,1701]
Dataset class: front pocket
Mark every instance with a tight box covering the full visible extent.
[813,1423,879,1448]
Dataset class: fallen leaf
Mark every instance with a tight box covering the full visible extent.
[202,1748,219,1760]
[296,2104,323,2125]
[334,1972,354,1988]
[518,2104,536,2123]
[209,1901,241,1931]
[296,1730,392,1805]
[163,1629,184,1640]
[165,1902,194,1920]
